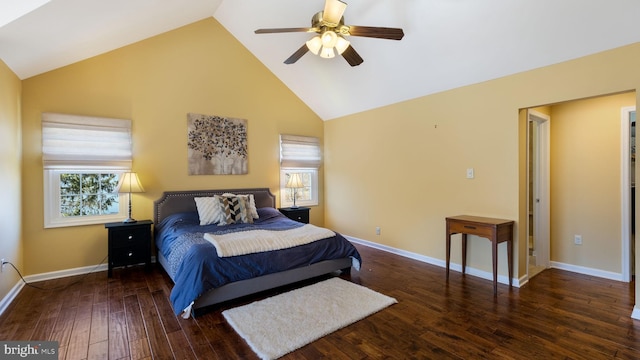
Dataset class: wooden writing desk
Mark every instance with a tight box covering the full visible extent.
[446,215,514,295]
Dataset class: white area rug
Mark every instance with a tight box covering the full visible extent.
[222,277,397,360]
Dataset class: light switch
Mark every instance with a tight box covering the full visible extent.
[466,168,474,179]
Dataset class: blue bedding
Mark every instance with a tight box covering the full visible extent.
[155,207,362,315]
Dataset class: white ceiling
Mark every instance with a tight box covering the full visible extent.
[1,0,639,120]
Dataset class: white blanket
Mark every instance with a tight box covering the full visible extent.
[204,224,336,257]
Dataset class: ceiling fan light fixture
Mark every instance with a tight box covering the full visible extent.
[320,46,336,59]
[335,35,350,54]
[306,36,322,55]
[322,0,347,26]
[321,30,338,48]
[255,0,404,67]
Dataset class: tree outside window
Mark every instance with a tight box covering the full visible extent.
[59,173,120,216]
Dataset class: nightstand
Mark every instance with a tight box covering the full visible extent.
[278,207,310,224]
[105,220,153,277]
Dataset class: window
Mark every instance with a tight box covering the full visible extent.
[45,170,124,227]
[280,135,321,207]
[42,113,132,228]
[280,169,318,207]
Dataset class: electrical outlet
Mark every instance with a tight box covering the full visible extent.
[574,235,582,245]
[375,227,381,235]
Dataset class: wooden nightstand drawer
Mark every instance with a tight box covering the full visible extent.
[105,220,153,277]
[109,227,149,248]
[110,245,148,266]
[278,207,310,224]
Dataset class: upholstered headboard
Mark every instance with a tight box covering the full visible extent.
[153,188,276,224]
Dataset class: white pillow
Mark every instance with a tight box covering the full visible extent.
[246,194,259,219]
[194,197,224,225]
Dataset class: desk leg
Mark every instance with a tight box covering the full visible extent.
[492,237,498,296]
[446,234,451,280]
[461,234,467,274]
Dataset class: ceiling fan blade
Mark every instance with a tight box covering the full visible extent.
[323,0,347,26]
[347,26,404,40]
[255,27,316,34]
[284,44,310,64]
[341,45,363,67]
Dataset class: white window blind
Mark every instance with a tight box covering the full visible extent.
[280,134,321,168]
[42,113,132,169]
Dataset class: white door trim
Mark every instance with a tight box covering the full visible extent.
[527,109,551,272]
[621,106,635,282]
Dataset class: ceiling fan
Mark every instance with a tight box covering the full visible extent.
[254,0,404,66]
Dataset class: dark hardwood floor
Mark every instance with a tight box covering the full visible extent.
[0,243,639,359]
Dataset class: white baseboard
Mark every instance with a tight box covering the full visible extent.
[0,263,108,317]
[0,241,633,317]
[21,256,159,284]
[549,261,623,281]
[347,236,628,286]
[345,235,522,288]
[0,256,162,317]
[22,263,109,283]
[0,280,24,317]
[346,235,640,318]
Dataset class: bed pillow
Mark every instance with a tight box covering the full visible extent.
[237,196,255,224]
[216,194,254,225]
[194,197,225,226]
[256,207,282,220]
[222,193,259,219]
[246,194,259,219]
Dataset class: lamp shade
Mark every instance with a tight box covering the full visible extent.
[322,0,347,26]
[285,173,304,189]
[306,36,322,55]
[117,172,144,223]
[117,172,145,193]
[335,35,350,54]
[321,31,338,48]
[306,31,348,60]
[285,173,304,208]
[320,47,336,59]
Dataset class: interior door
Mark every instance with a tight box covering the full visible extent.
[528,110,550,272]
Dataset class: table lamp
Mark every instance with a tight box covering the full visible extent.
[285,173,304,208]
[117,172,145,223]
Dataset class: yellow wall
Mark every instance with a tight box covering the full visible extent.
[0,59,23,295]
[324,43,640,286]
[20,18,324,275]
[549,92,635,272]
[12,14,640,311]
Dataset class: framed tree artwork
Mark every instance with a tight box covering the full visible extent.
[187,113,248,175]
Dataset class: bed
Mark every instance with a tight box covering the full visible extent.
[154,188,361,318]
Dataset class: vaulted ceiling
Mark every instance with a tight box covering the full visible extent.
[1,0,639,120]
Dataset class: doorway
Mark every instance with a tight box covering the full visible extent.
[527,109,550,279]
[525,93,635,285]
[622,106,636,281]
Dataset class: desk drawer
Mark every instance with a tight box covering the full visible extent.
[448,221,494,238]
